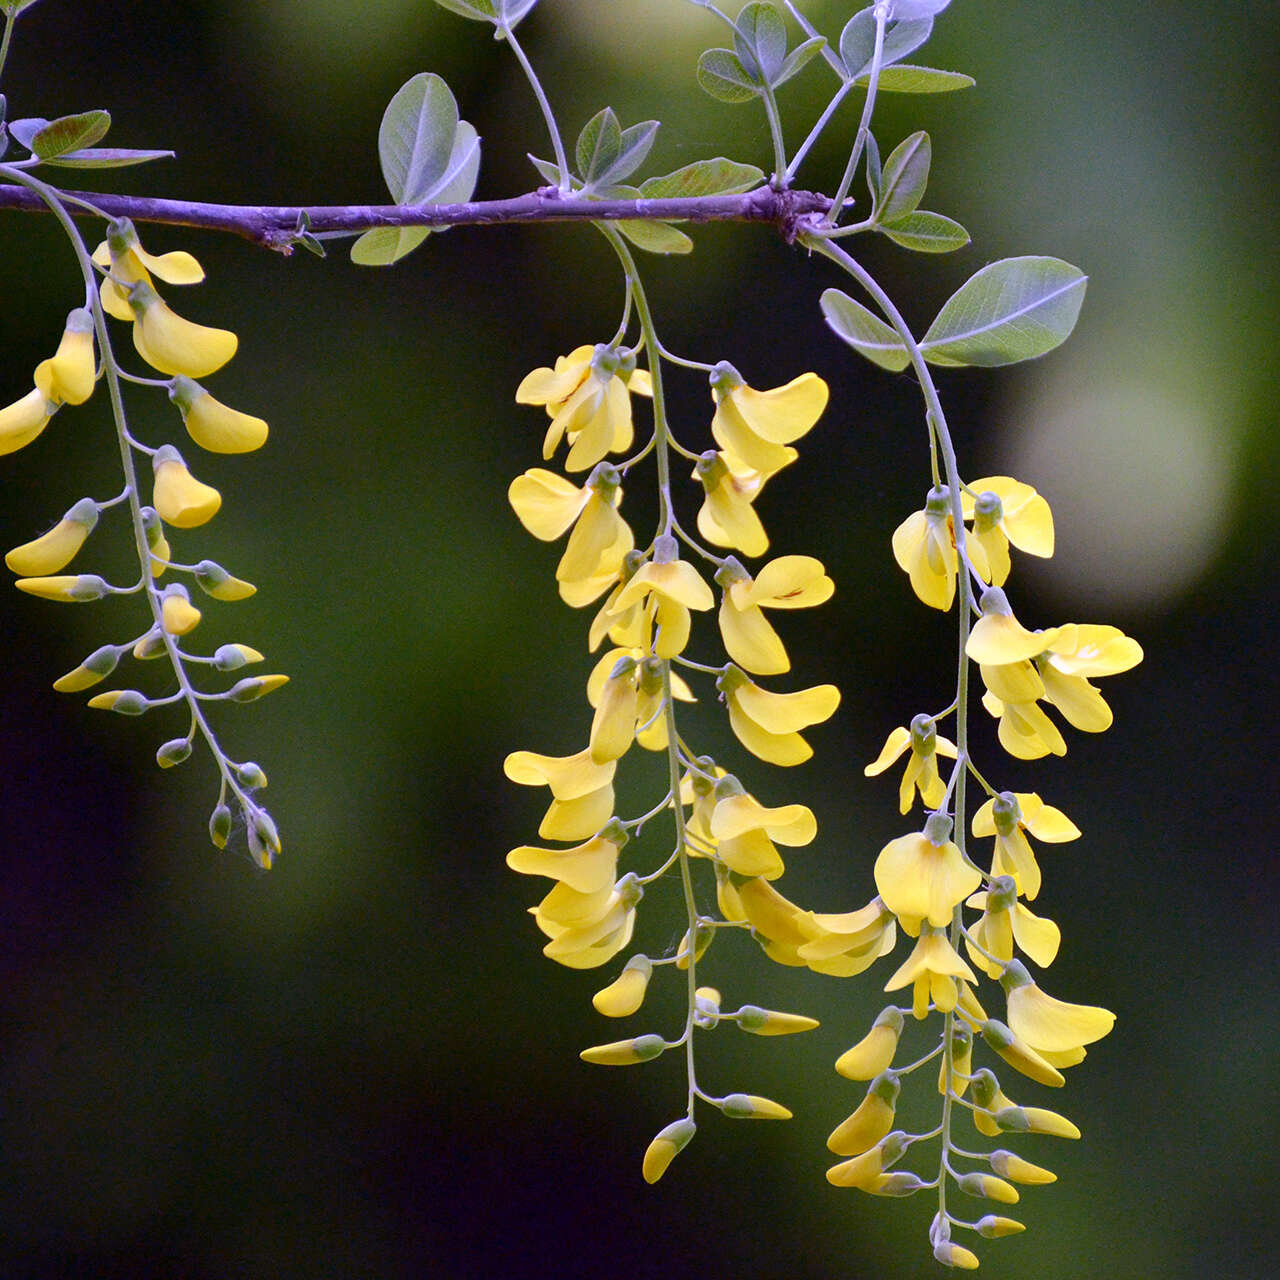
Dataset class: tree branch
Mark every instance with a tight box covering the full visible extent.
[0,183,834,250]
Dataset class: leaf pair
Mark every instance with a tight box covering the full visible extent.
[836,4,972,95]
[822,257,1087,370]
[867,130,968,254]
[697,1,826,104]
[351,74,481,267]
[6,109,172,169]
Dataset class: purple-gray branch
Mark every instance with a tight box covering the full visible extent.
[0,183,833,250]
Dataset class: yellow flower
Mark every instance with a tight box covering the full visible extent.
[961,474,1054,586]
[6,498,98,576]
[826,1131,910,1192]
[592,954,653,1017]
[835,1006,904,1080]
[608,537,713,659]
[160,584,202,635]
[15,573,108,602]
[537,873,642,969]
[93,218,205,321]
[708,362,828,475]
[884,923,978,1019]
[717,664,840,766]
[504,746,617,842]
[892,485,986,611]
[796,897,897,977]
[127,281,238,379]
[715,554,833,676]
[194,559,256,601]
[33,308,97,406]
[864,714,958,814]
[964,877,1061,977]
[693,450,771,557]
[52,643,120,693]
[972,791,1080,901]
[1037,623,1143,732]
[586,647,694,755]
[706,773,816,880]
[1001,959,1115,1059]
[515,344,652,472]
[169,376,268,453]
[828,1072,900,1156]
[0,387,53,456]
[873,819,981,935]
[965,587,1062,666]
[642,1118,695,1184]
[152,445,222,528]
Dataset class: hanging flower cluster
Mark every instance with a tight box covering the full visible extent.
[506,260,857,1178]
[819,472,1141,1268]
[2,216,284,866]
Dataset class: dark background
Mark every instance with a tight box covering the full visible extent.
[1,2,1275,1277]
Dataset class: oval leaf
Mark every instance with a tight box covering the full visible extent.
[876,130,930,222]
[350,226,431,267]
[431,0,497,20]
[776,36,827,87]
[41,147,174,169]
[821,288,909,372]
[616,220,693,255]
[8,117,51,150]
[855,64,974,93]
[841,12,936,79]
[697,48,761,103]
[32,109,110,159]
[576,107,622,185]
[733,1,788,84]
[379,73,460,203]
[921,256,1087,366]
[639,157,763,198]
[431,122,481,206]
[595,120,659,188]
[879,209,969,253]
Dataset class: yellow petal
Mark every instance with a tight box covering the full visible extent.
[179,385,268,453]
[503,747,615,800]
[0,387,52,455]
[711,793,816,845]
[153,456,221,529]
[729,373,828,445]
[732,679,840,735]
[718,597,789,675]
[1007,984,1115,1053]
[508,468,588,540]
[131,288,237,378]
[744,554,833,609]
[967,611,1060,665]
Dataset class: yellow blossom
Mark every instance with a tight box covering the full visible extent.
[864,714,958,814]
[586,648,693,754]
[152,445,222,528]
[506,823,624,896]
[972,792,1080,901]
[1001,960,1115,1058]
[892,486,971,611]
[127,281,238,379]
[93,219,205,321]
[504,746,617,842]
[169,376,268,453]
[537,875,641,969]
[965,878,1061,976]
[874,821,981,935]
[693,450,772,557]
[707,775,816,881]
[961,475,1054,586]
[33,308,97,406]
[0,387,53,456]
[796,897,897,977]
[516,344,652,472]
[592,954,653,1017]
[715,554,833,676]
[160,585,202,636]
[708,362,828,475]
[828,1072,900,1156]
[608,538,713,658]
[884,923,978,1019]
[717,664,840,767]
[836,1006,904,1080]
[1036,623,1143,732]
[6,498,98,576]
[642,1118,695,1184]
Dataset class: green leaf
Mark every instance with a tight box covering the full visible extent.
[499,0,540,23]
[697,48,761,103]
[864,130,882,206]
[821,288,909,372]
[379,73,461,203]
[616,220,693,255]
[40,147,174,169]
[6,116,48,150]
[854,65,974,93]
[639,157,763,198]
[839,12,934,79]
[576,107,622,185]
[601,120,659,187]
[431,0,497,20]
[876,130,930,222]
[733,1,788,84]
[775,35,827,88]
[920,256,1087,366]
[350,226,431,267]
[879,210,969,253]
[431,122,481,206]
[892,0,951,18]
[527,154,564,186]
[31,109,110,159]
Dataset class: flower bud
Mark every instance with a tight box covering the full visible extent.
[675,920,714,970]
[735,1004,820,1036]
[52,643,120,693]
[642,1118,695,1185]
[128,280,237,379]
[989,1149,1056,1185]
[579,1034,666,1066]
[993,1105,1081,1139]
[835,1006,904,1079]
[169,376,267,453]
[87,689,150,715]
[34,308,97,405]
[194,559,256,601]
[6,498,99,575]
[15,574,108,602]
[156,738,193,768]
[209,802,233,850]
[957,1171,1020,1204]
[827,1072,899,1156]
[152,444,221,529]
[932,1239,980,1269]
[720,1093,792,1120]
[161,584,202,636]
[213,643,265,670]
[592,955,652,1018]
[140,506,170,578]
[981,1017,1065,1088]
[134,630,167,660]
[226,674,290,702]
[975,1214,1026,1238]
[0,387,53,455]
[236,761,268,789]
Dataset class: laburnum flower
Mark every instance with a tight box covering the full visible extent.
[708,362,828,476]
[586,650,694,759]
[705,773,816,880]
[515,344,652,473]
[884,923,978,1019]
[960,475,1054,586]
[607,535,713,659]
[715,554,833,676]
[160,584,202,636]
[828,1071,900,1157]
[874,815,981,935]
[693,450,774,557]
[592,954,653,1018]
[1001,959,1115,1065]
[1036,623,1144,733]
[587,551,650,650]
[964,876,1061,977]
[141,506,170,579]
[504,746,616,841]
[93,218,205,321]
[972,791,1080,901]
[168,376,268,453]
[127,280,238,379]
[836,1006,905,1080]
[0,386,54,456]
[34,308,97,406]
[864,713,958,814]
[716,664,840,766]
[536,872,642,970]
[6,497,98,576]
[509,463,635,608]
[826,1130,913,1193]
[892,485,987,611]
[152,445,221,528]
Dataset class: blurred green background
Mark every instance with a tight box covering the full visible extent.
[1,1,1275,1276]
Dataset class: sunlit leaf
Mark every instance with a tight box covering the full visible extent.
[40,147,174,169]
[639,157,763,198]
[775,36,828,88]
[879,209,969,253]
[821,288,910,371]
[430,122,481,207]
[616,220,694,255]
[576,107,622,186]
[864,130,882,206]
[920,256,1087,366]
[854,64,973,93]
[733,1,788,84]
[350,226,431,267]
[527,154,564,186]
[30,109,110,159]
[379,74,460,203]
[697,48,761,103]
[579,115,658,191]
[876,130,930,222]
